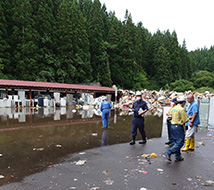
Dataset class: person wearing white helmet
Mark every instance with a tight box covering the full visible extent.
[130,91,148,145]
[182,94,200,151]
[100,96,112,129]
[165,96,189,162]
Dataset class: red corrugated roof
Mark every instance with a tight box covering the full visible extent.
[0,79,117,93]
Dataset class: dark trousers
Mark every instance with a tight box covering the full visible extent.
[167,119,175,143]
[132,117,146,140]
[166,124,185,159]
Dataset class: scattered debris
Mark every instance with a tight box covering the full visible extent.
[186,178,192,181]
[139,188,148,190]
[76,160,86,166]
[141,171,148,174]
[89,187,99,190]
[56,144,62,148]
[141,153,157,158]
[172,182,177,185]
[33,148,44,151]
[79,152,86,155]
[0,154,2,157]
[102,170,109,175]
[103,178,114,185]
[198,142,205,146]
[48,164,61,168]
[205,180,214,185]
[92,133,98,136]
[201,183,213,187]
[157,168,163,172]
[0,175,4,179]
[195,176,203,180]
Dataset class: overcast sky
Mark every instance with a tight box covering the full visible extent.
[99,0,214,51]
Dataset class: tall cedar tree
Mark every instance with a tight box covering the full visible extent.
[120,10,136,89]
[86,0,111,86]
[32,0,56,82]
[0,1,10,78]
[11,0,40,81]
[154,46,173,86]
[107,14,124,88]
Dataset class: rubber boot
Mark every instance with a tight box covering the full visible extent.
[188,137,195,151]
[139,139,147,144]
[181,138,190,151]
[130,136,135,145]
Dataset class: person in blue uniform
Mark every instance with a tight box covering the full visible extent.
[130,91,149,145]
[100,97,112,129]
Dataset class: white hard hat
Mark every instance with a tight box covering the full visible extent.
[177,96,186,102]
[136,91,142,96]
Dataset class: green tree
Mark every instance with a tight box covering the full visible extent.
[106,15,124,87]
[153,46,173,87]
[11,0,40,80]
[32,0,56,82]
[170,79,195,92]
[169,31,182,80]
[86,0,111,86]
[191,70,214,88]
[0,1,11,79]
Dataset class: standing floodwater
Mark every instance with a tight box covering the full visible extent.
[0,107,162,185]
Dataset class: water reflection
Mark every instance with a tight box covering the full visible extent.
[101,130,109,146]
[0,107,163,186]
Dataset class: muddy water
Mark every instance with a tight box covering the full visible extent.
[0,107,162,186]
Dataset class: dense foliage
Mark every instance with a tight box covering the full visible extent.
[0,0,213,91]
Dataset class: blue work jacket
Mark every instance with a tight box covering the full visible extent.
[132,99,148,118]
[100,100,112,112]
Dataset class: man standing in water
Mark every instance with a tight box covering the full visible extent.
[182,94,200,151]
[100,96,112,129]
[130,91,148,145]
[165,96,189,162]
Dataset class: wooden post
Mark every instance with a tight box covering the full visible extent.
[6,88,8,97]
[29,89,32,99]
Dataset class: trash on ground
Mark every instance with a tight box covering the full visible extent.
[172,182,177,185]
[139,188,148,190]
[92,133,98,136]
[90,187,100,190]
[0,175,4,179]
[48,164,61,168]
[140,171,148,174]
[79,152,85,155]
[0,154,2,157]
[201,183,213,186]
[186,178,192,181]
[76,160,86,166]
[198,142,205,145]
[157,168,163,172]
[33,148,44,151]
[56,144,62,148]
[195,176,203,180]
[102,170,109,175]
[205,180,214,184]
[103,178,114,185]
[141,153,157,158]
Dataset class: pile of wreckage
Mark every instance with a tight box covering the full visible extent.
[116,89,214,117]
[78,90,214,117]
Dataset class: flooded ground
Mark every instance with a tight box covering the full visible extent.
[0,107,163,186]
